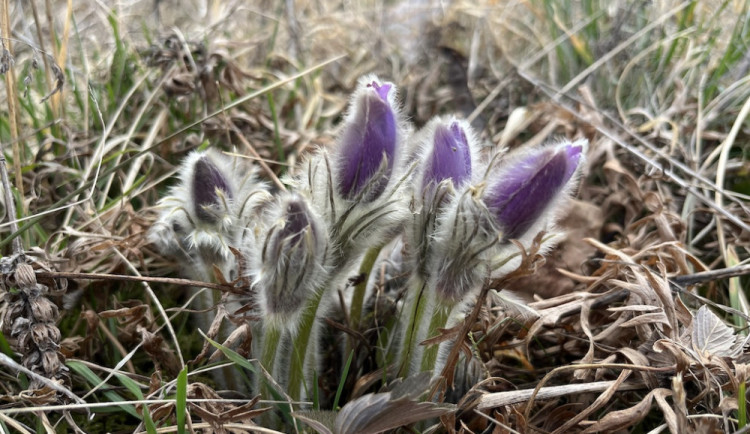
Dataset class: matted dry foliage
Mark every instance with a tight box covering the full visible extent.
[0,0,749,433]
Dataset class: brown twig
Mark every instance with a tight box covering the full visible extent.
[670,264,750,287]
[33,271,234,291]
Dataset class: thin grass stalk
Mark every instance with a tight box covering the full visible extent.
[56,0,72,109]
[725,246,749,332]
[1,0,24,215]
[0,142,22,254]
[740,379,747,429]
[29,0,53,95]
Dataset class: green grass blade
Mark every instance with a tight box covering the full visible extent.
[176,366,188,434]
[333,350,353,411]
[116,374,157,434]
[740,379,747,429]
[67,361,139,418]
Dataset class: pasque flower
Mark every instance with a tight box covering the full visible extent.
[407,117,477,276]
[254,194,328,324]
[149,151,235,258]
[149,149,268,279]
[293,74,411,263]
[420,119,473,192]
[335,76,399,202]
[191,154,233,224]
[484,140,584,241]
[427,139,586,305]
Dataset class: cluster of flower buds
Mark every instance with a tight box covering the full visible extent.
[150,73,587,404]
[404,137,585,376]
[425,139,587,306]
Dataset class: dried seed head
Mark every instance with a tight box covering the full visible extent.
[335,75,400,202]
[253,194,328,327]
[1,255,70,391]
[484,139,585,241]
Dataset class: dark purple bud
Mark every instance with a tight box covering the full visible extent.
[336,80,398,202]
[485,141,583,240]
[192,156,232,224]
[260,195,326,318]
[422,121,472,190]
[278,200,312,248]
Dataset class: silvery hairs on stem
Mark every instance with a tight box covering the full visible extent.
[148,149,271,282]
[286,74,413,265]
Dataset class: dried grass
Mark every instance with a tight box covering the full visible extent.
[0,0,749,432]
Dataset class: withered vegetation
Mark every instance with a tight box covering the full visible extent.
[0,1,749,433]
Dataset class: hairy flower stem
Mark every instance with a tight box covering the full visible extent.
[398,277,428,377]
[419,301,451,373]
[348,246,383,350]
[287,286,325,401]
[260,324,282,397]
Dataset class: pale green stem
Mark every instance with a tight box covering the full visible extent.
[348,246,383,349]
[398,277,427,377]
[740,379,747,429]
[286,287,325,401]
[419,300,452,374]
[259,324,282,397]
[376,307,399,370]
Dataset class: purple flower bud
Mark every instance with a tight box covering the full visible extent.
[192,156,233,224]
[257,194,327,320]
[336,78,398,202]
[485,141,584,240]
[421,120,472,190]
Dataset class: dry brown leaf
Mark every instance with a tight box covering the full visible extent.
[619,312,671,329]
[582,388,672,433]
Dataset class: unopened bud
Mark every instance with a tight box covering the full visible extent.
[335,76,400,202]
[484,140,585,241]
[255,194,328,324]
[421,119,473,192]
